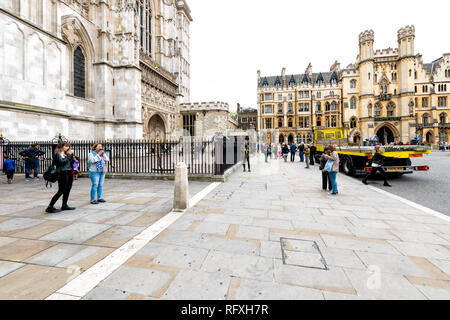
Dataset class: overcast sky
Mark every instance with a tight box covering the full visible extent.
[187,0,450,111]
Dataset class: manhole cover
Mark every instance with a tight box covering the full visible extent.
[280,238,328,270]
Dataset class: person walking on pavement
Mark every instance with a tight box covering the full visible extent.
[290,143,297,162]
[89,143,110,205]
[264,143,269,162]
[298,143,305,162]
[323,145,340,195]
[309,144,316,166]
[281,143,289,162]
[242,140,251,172]
[2,154,15,184]
[46,142,75,213]
[319,146,332,191]
[19,143,45,182]
[362,145,392,187]
[304,145,310,168]
[277,143,282,159]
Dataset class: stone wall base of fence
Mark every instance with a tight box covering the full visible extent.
[76,161,244,183]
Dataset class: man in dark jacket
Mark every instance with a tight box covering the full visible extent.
[290,143,297,162]
[298,143,305,162]
[362,146,392,187]
[19,144,45,181]
[309,144,316,165]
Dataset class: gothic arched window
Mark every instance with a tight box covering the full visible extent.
[374,104,381,117]
[387,103,395,117]
[350,117,357,129]
[316,117,321,127]
[422,114,429,125]
[350,97,356,109]
[440,113,447,124]
[368,103,372,117]
[137,0,152,56]
[74,46,85,98]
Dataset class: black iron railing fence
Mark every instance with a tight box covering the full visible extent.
[0,136,251,176]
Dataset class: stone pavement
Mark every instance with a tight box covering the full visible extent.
[81,154,450,300]
[1,155,450,300]
[0,174,209,299]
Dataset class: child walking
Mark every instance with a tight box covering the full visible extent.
[2,155,16,184]
[73,156,80,181]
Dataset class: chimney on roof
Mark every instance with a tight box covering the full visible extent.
[305,63,312,76]
[257,70,261,83]
[237,103,241,113]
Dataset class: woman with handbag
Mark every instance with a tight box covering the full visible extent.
[319,146,332,191]
[323,145,340,195]
[46,142,76,213]
[89,143,110,205]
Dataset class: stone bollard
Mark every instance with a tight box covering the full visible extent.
[173,162,189,212]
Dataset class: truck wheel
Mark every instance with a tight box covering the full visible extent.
[342,156,355,176]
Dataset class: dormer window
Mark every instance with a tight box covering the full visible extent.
[350,80,356,88]
[289,75,296,87]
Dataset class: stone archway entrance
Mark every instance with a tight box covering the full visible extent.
[147,114,166,140]
[426,131,434,144]
[376,126,394,145]
[279,134,285,144]
[288,134,294,144]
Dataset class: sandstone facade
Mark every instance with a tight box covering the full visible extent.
[0,0,192,141]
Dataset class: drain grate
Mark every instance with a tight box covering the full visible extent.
[280,238,328,270]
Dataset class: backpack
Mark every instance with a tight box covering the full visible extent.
[43,164,60,187]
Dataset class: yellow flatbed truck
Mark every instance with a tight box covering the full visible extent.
[314,128,431,177]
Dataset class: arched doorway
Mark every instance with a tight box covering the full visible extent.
[376,126,394,145]
[353,133,361,144]
[426,131,434,144]
[147,114,166,140]
[279,134,285,144]
[288,134,294,144]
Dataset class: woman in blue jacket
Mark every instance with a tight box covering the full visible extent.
[2,155,15,184]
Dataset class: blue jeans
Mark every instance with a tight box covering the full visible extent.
[90,172,106,201]
[25,159,39,178]
[299,151,304,162]
[328,172,338,194]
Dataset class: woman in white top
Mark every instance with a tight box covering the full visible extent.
[88,143,110,205]
[277,144,282,159]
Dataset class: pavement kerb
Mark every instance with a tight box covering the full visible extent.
[45,181,222,300]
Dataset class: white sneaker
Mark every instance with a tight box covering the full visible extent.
[25,179,30,182]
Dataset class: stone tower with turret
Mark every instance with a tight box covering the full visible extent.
[358,29,375,122]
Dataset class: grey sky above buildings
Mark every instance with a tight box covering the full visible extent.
[188,0,450,112]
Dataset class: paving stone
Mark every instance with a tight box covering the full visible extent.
[43,210,91,222]
[319,247,366,270]
[414,285,450,299]
[388,241,450,260]
[84,226,145,248]
[273,259,355,294]
[25,244,88,267]
[114,204,149,211]
[0,239,55,262]
[40,222,112,244]
[151,245,209,269]
[343,268,427,300]
[162,270,231,300]
[390,230,450,245]
[0,218,45,234]
[383,220,437,233]
[346,217,392,229]
[234,279,324,300]
[204,214,253,226]
[78,210,124,223]
[252,218,293,230]
[99,266,172,297]
[9,221,72,239]
[196,236,260,256]
[0,265,72,300]
[201,251,274,282]
[0,261,25,278]
[346,226,398,240]
[168,215,205,231]
[225,209,268,218]
[260,241,283,259]
[429,259,450,276]
[56,246,110,269]
[355,252,431,278]
[320,209,357,218]
[235,226,269,240]
[292,221,353,235]
[104,212,146,226]
[83,202,128,211]
[321,235,401,255]
[127,213,166,227]
[193,222,230,235]
[83,286,129,300]
[424,224,450,235]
